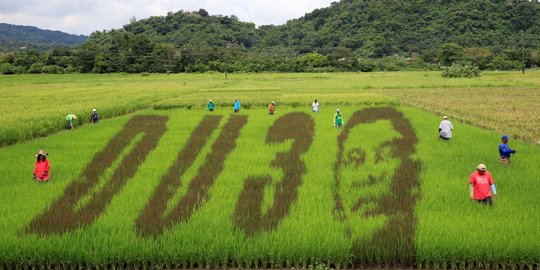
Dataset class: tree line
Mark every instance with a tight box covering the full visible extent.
[1,0,540,74]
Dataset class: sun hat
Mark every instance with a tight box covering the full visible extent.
[336,108,341,112]
[73,115,77,120]
[502,135,509,140]
[443,116,448,119]
[477,164,487,171]
[35,149,48,157]
[92,108,96,112]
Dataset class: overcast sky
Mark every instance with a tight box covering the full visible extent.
[0,0,336,36]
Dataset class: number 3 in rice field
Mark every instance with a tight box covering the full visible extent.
[234,112,314,235]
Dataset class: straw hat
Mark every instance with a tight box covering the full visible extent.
[35,149,48,157]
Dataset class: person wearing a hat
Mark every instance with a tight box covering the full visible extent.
[33,149,50,181]
[469,164,496,207]
[499,135,516,165]
[233,98,241,113]
[334,109,344,128]
[66,114,77,129]
[90,109,99,124]
[268,101,276,115]
[208,99,215,112]
[438,116,453,140]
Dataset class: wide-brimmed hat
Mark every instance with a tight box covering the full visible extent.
[477,164,486,171]
[336,108,341,112]
[35,149,48,157]
[72,114,77,120]
[92,108,96,112]
[443,116,448,119]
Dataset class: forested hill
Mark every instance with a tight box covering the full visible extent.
[265,0,540,56]
[2,1,540,74]
[0,23,88,52]
[113,0,540,56]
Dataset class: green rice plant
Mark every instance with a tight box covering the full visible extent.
[0,106,538,268]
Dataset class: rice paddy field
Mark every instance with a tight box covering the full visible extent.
[0,71,539,269]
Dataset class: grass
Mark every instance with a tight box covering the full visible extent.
[1,71,539,146]
[0,106,539,268]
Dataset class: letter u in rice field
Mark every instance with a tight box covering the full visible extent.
[136,115,247,236]
[333,107,421,265]
[26,115,168,235]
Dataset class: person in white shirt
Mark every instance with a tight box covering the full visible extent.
[312,99,320,112]
[438,116,453,140]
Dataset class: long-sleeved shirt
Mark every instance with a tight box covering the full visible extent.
[439,120,453,138]
[90,112,99,123]
[208,102,215,111]
[34,159,50,180]
[334,113,343,125]
[499,143,513,158]
[234,101,240,110]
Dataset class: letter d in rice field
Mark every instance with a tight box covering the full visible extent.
[26,115,168,235]
[333,107,421,265]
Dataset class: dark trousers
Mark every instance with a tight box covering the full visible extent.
[439,135,450,141]
[476,196,493,207]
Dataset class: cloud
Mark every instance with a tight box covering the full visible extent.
[0,0,335,35]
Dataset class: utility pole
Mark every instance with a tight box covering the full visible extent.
[521,30,525,75]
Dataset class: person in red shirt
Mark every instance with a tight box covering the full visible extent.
[33,149,50,181]
[469,164,496,207]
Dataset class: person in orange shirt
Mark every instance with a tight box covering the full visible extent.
[469,164,496,207]
[268,101,276,115]
[33,149,50,181]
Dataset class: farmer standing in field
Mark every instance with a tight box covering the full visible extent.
[334,109,344,128]
[33,149,50,181]
[208,99,215,112]
[438,116,453,140]
[90,109,99,124]
[312,99,320,112]
[469,164,497,208]
[234,98,241,113]
[66,114,77,129]
[499,135,516,165]
[268,101,276,115]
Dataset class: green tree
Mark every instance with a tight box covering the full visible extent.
[297,52,327,68]
[438,43,464,66]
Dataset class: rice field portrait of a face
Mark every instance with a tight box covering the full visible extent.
[333,107,421,264]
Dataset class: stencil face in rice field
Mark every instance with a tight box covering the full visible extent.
[334,107,420,265]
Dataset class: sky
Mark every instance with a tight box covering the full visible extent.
[0,0,336,36]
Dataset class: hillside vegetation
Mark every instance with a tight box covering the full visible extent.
[1,0,540,73]
[0,23,87,52]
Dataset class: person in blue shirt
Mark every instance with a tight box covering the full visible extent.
[234,98,240,113]
[499,135,516,165]
[208,99,215,112]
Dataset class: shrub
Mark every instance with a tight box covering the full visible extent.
[441,64,481,78]
[28,63,45,74]
[0,63,15,74]
[41,65,64,74]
